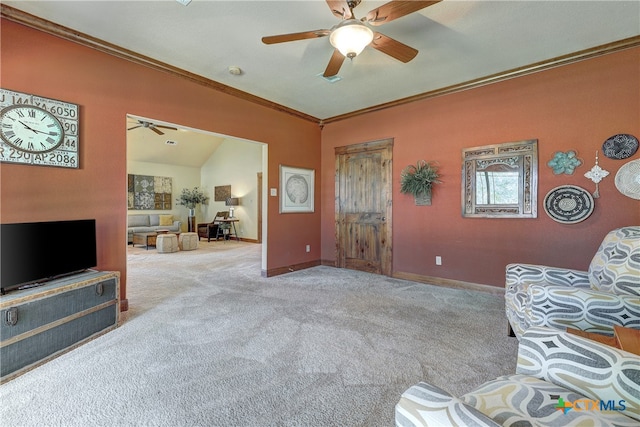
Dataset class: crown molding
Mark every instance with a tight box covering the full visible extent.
[322,35,640,124]
[3,5,638,127]
[1,5,320,124]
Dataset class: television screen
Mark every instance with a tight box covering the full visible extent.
[1,219,97,293]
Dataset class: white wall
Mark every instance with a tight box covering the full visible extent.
[126,161,201,231]
[201,138,263,240]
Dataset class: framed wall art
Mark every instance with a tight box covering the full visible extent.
[127,174,172,210]
[279,165,315,213]
[214,185,231,201]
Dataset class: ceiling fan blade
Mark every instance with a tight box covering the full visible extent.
[323,49,346,77]
[262,30,330,45]
[370,32,418,63]
[365,0,441,26]
[155,125,178,131]
[150,127,165,136]
[325,0,353,19]
[127,125,142,131]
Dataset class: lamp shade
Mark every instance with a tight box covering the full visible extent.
[225,197,239,206]
[329,20,374,59]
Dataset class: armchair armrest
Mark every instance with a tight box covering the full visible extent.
[516,326,640,421]
[395,382,501,427]
[527,284,640,334]
[506,263,590,289]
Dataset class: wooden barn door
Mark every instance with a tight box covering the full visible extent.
[335,139,393,275]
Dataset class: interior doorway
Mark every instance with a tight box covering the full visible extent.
[335,139,393,276]
[125,113,267,262]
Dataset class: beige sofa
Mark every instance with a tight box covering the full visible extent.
[127,214,182,243]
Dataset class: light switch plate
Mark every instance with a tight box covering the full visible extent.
[270,188,277,196]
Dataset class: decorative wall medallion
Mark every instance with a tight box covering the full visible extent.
[544,185,594,224]
[602,134,638,160]
[0,88,79,168]
[615,159,640,200]
[584,151,609,198]
[547,151,582,175]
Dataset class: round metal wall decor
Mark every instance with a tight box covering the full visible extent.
[602,134,639,160]
[615,159,640,200]
[544,185,594,224]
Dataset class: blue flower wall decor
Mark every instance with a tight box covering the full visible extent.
[547,151,582,175]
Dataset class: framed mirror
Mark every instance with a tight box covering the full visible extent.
[462,139,538,218]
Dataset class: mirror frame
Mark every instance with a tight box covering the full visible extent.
[462,139,538,218]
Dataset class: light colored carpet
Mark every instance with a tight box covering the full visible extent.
[0,241,518,426]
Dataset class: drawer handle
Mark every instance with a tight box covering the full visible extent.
[4,307,18,326]
[95,283,104,296]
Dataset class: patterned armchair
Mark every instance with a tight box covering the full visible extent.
[505,226,640,339]
[395,327,640,426]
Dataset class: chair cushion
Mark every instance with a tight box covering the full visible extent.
[462,374,638,426]
[588,226,640,296]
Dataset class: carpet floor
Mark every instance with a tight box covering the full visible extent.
[0,241,518,426]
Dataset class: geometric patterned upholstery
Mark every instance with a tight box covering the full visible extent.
[505,226,640,340]
[588,227,640,296]
[395,326,640,426]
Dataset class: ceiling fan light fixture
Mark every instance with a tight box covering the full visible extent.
[329,20,373,59]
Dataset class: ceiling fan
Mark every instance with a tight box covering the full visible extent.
[262,0,441,78]
[127,120,177,136]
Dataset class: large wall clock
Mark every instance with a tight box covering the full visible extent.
[0,88,79,168]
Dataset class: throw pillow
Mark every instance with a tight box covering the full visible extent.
[159,214,173,226]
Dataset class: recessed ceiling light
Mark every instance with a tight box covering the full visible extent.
[165,140,178,145]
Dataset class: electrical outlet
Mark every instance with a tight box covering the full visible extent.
[270,188,277,196]
[306,245,310,253]
[435,256,442,266]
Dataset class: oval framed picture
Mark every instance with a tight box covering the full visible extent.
[544,185,594,224]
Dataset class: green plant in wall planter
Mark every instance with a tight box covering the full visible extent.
[400,160,442,206]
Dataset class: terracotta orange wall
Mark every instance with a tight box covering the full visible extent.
[321,47,640,287]
[0,20,322,307]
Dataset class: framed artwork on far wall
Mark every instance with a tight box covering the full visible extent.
[214,185,231,201]
[279,165,315,213]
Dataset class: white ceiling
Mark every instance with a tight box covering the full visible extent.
[4,1,639,167]
[5,1,639,121]
[126,115,226,168]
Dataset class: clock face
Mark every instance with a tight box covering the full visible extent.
[0,105,65,153]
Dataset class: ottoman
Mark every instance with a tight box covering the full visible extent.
[179,232,198,251]
[156,233,178,253]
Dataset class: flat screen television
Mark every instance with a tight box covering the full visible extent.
[1,219,97,294]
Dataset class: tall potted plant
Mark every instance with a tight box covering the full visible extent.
[176,187,209,217]
[400,160,441,205]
